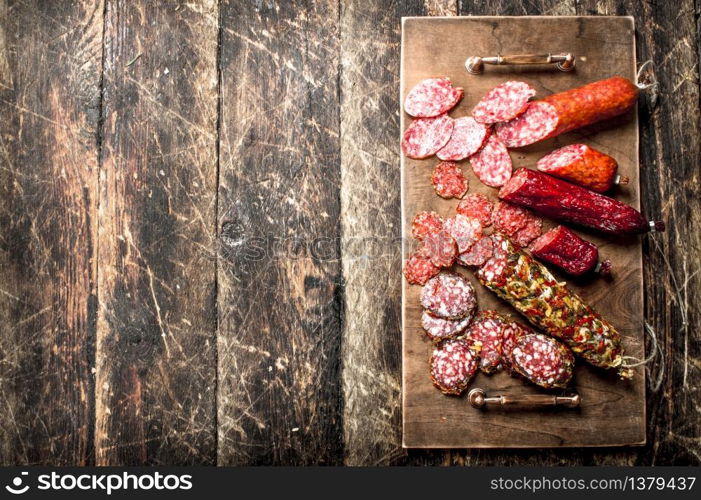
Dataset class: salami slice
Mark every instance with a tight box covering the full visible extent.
[429,338,480,395]
[494,101,559,148]
[421,272,477,320]
[500,321,527,371]
[411,211,444,240]
[471,81,536,124]
[403,250,440,285]
[465,310,507,373]
[492,201,534,238]
[469,135,512,187]
[436,117,491,161]
[456,193,494,227]
[431,161,469,199]
[457,235,494,267]
[511,331,574,389]
[513,217,543,247]
[404,77,463,118]
[443,215,482,253]
[422,229,457,268]
[421,310,472,341]
[402,114,455,159]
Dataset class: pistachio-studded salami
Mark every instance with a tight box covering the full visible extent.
[411,211,444,240]
[443,214,482,253]
[469,135,512,187]
[421,272,477,320]
[464,310,508,373]
[429,338,480,395]
[431,161,469,199]
[437,116,491,161]
[421,310,472,341]
[404,77,463,118]
[457,235,494,267]
[457,193,494,227]
[510,329,575,389]
[423,229,458,268]
[403,250,440,285]
[402,114,455,159]
[475,234,631,378]
[471,81,536,124]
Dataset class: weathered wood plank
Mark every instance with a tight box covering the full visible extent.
[577,0,701,466]
[0,0,103,465]
[217,0,344,465]
[95,0,218,465]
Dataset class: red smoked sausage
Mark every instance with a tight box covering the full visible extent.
[536,144,628,193]
[499,168,664,235]
[530,225,612,277]
[496,77,639,148]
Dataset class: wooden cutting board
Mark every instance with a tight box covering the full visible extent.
[401,16,646,448]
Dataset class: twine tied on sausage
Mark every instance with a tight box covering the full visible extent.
[635,59,659,107]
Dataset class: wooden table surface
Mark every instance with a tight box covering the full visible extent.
[0,0,698,466]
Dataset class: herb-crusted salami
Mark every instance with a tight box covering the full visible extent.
[421,272,477,320]
[404,77,463,118]
[437,116,491,161]
[457,193,494,227]
[472,81,536,124]
[411,211,443,240]
[431,161,469,199]
[510,330,574,389]
[421,310,472,341]
[469,135,512,187]
[403,250,440,285]
[457,235,494,267]
[465,310,507,373]
[402,114,454,159]
[443,214,482,253]
[423,229,457,268]
[430,338,480,395]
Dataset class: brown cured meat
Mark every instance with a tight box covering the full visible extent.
[431,161,469,199]
[530,225,612,277]
[510,329,575,389]
[403,250,440,285]
[421,311,472,341]
[469,135,512,187]
[457,235,494,267]
[472,81,536,124]
[500,168,665,235]
[429,338,480,395]
[475,235,631,378]
[404,77,463,118]
[423,229,457,268]
[421,272,477,320]
[457,193,494,227]
[536,144,626,193]
[465,310,508,373]
[437,117,491,161]
[495,77,638,148]
[443,215,482,253]
[401,114,454,159]
[411,211,444,240]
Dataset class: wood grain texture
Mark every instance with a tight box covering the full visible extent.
[217,0,344,465]
[0,0,103,465]
[402,15,645,449]
[95,0,218,465]
[340,0,457,467]
[577,0,701,465]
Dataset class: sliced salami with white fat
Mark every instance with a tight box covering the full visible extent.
[443,214,482,253]
[411,211,444,240]
[464,310,508,373]
[403,250,440,285]
[494,101,559,148]
[510,331,574,389]
[422,229,457,268]
[472,81,536,124]
[421,310,471,341]
[437,117,491,161]
[404,77,463,118]
[469,135,512,187]
[457,235,494,267]
[402,114,455,159]
[420,272,477,320]
[431,161,468,199]
[457,193,494,227]
[430,338,480,395]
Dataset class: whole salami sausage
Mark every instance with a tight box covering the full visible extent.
[475,234,631,378]
[530,225,612,277]
[496,77,638,148]
[499,168,665,234]
[536,144,628,193]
